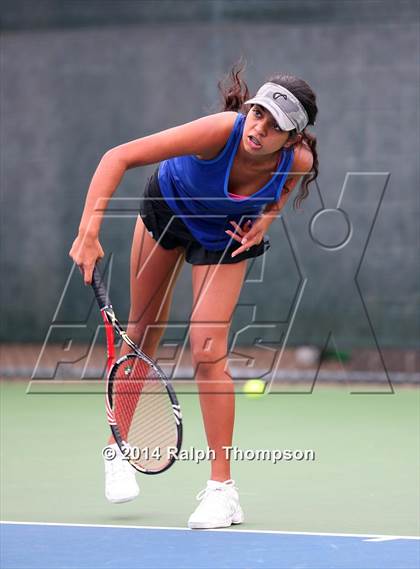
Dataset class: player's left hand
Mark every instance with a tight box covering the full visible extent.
[226,218,271,258]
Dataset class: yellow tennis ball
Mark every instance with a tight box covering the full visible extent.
[243,379,265,398]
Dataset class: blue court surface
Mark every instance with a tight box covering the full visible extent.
[1,522,419,569]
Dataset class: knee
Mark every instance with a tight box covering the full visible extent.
[190,331,228,378]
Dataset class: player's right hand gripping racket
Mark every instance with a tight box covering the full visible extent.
[91,265,182,474]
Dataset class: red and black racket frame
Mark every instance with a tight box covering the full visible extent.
[91,266,183,474]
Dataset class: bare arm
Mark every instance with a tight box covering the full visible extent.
[112,112,238,169]
[262,143,314,219]
[70,112,237,282]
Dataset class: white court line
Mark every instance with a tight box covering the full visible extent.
[363,537,409,542]
[1,521,419,540]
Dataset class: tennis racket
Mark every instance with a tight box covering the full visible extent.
[91,265,182,474]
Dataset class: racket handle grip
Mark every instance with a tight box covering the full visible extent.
[91,265,111,310]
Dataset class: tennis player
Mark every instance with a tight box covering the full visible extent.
[70,64,318,529]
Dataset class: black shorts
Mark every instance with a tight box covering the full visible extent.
[139,169,270,265]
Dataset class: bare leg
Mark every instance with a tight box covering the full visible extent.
[124,215,185,357]
[109,215,184,444]
[190,261,247,482]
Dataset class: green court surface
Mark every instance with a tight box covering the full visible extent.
[1,381,419,536]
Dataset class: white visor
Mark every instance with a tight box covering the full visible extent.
[245,82,309,132]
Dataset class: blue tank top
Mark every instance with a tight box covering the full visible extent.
[158,113,294,251]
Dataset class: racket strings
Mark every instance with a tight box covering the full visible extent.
[112,357,148,440]
[111,355,178,472]
[128,387,178,470]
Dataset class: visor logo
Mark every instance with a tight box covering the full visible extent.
[272,92,300,114]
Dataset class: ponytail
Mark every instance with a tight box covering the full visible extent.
[217,59,250,112]
[294,129,319,209]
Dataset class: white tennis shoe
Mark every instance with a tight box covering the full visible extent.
[104,443,139,503]
[188,479,244,529]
